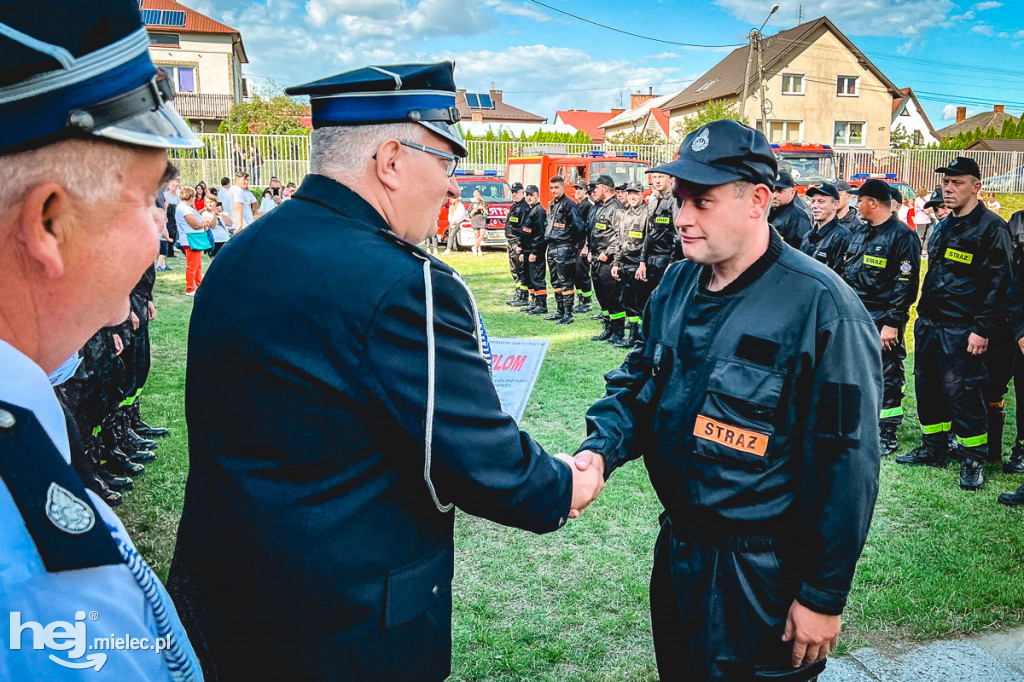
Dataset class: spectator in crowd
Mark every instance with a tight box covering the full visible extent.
[233,141,247,176]
[446,195,466,253]
[898,196,911,225]
[250,144,263,184]
[284,182,297,199]
[469,188,489,256]
[155,191,173,272]
[259,187,279,215]
[981,190,1002,216]
[913,189,931,233]
[428,200,447,255]
[175,186,214,296]
[225,171,257,230]
[194,181,207,211]
[203,200,233,258]
[163,175,181,257]
[220,176,231,194]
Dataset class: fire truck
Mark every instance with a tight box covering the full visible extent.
[506,151,652,208]
[771,143,838,194]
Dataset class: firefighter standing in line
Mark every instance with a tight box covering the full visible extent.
[611,181,648,348]
[771,170,812,247]
[541,176,584,325]
[840,179,922,455]
[896,157,1012,491]
[519,185,548,315]
[835,180,864,233]
[998,208,1024,506]
[636,171,679,300]
[589,175,627,344]
[504,182,530,306]
[799,183,853,273]
[572,180,595,313]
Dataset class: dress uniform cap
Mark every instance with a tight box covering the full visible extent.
[625,181,644,193]
[525,185,540,194]
[935,156,980,178]
[510,182,524,192]
[0,0,201,154]
[648,119,776,188]
[850,179,891,203]
[285,62,467,156]
[586,183,597,192]
[594,175,615,188]
[805,183,839,200]
[924,187,944,209]
[774,170,796,190]
[615,183,627,191]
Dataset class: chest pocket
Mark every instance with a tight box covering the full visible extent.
[943,239,976,269]
[693,360,785,471]
[595,222,609,231]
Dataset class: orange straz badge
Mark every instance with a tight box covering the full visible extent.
[693,415,769,456]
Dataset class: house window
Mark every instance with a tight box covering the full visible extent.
[913,130,924,146]
[781,74,804,95]
[834,121,865,146]
[836,76,859,97]
[148,32,179,47]
[768,120,802,143]
[696,79,717,93]
[156,65,196,93]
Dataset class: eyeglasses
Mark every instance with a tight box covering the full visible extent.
[399,140,460,177]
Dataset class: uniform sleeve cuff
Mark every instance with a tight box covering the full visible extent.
[575,438,616,479]
[796,583,847,616]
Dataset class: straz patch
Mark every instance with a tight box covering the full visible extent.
[899,259,912,275]
[522,227,532,233]
[509,216,519,223]
[629,231,644,239]
[693,415,769,457]
[554,222,565,228]
[863,255,887,268]
[595,222,609,230]
[945,248,973,264]
[655,216,671,224]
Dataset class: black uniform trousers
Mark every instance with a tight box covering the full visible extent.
[528,244,549,296]
[506,235,525,290]
[868,311,907,427]
[547,242,577,297]
[650,518,826,682]
[592,259,623,318]
[644,255,674,298]
[982,323,1023,453]
[618,264,645,323]
[914,319,990,461]
[574,244,593,297]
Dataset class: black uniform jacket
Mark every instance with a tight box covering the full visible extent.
[543,194,583,246]
[840,215,921,328]
[169,174,572,681]
[641,191,678,262]
[1003,211,1024,341]
[589,197,625,258]
[799,217,852,274]
[917,202,1011,338]
[519,202,546,255]
[615,204,647,267]
[504,197,529,240]
[837,205,863,234]
[578,231,881,616]
[771,199,812,248]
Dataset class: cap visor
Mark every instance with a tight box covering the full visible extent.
[647,157,744,186]
[419,120,467,156]
[93,103,201,149]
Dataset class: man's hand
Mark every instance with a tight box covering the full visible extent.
[782,601,841,667]
[1018,336,1024,356]
[611,265,620,280]
[554,451,605,518]
[130,311,140,331]
[580,246,589,259]
[968,333,989,355]
[516,246,522,254]
[636,262,647,281]
[519,254,524,262]
[529,254,537,262]
[879,325,898,351]
[112,334,124,356]
[148,301,157,321]
[587,252,593,263]
[598,253,608,262]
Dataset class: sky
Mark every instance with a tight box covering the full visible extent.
[190,0,1024,133]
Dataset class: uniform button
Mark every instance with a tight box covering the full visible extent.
[0,410,14,429]
[432,585,439,597]
[558,516,566,527]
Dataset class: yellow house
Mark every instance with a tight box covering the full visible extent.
[661,16,900,149]
[142,0,249,132]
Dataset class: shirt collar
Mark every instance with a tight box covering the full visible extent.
[0,339,70,462]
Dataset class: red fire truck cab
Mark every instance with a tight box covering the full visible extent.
[771,143,838,194]
[506,151,651,208]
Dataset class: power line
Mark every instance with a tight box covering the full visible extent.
[523,0,745,49]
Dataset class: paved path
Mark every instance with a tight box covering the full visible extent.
[823,627,1024,681]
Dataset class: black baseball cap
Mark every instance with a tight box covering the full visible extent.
[924,187,944,209]
[774,170,795,190]
[525,185,539,194]
[834,179,853,192]
[851,179,890,203]
[648,120,776,188]
[935,156,980,178]
[888,185,902,203]
[805,183,839,200]
[586,182,597,192]
[510,182,524,192]
[615,183,627,191]
[625,181,643,192]
[594,175,615,188]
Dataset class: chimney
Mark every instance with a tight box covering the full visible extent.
[491,89,502,105]
[471,111,483,122]
[956,106,967,123]
[994,104,1005,113]
[611,108,625,116]
[630,92,657,109]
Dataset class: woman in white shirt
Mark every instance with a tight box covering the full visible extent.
[202,201,233,259]
[175,187,214,296]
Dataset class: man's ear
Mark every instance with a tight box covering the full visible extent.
[374,140,403,192]
[750,184,772,220]
[17,182,74,280]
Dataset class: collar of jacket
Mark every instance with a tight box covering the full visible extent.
[946,201,987,230]
[698,228,785,298]
[810,216,841,241]
[291,173,392,235]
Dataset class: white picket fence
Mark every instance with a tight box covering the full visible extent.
[169,134,1024,194]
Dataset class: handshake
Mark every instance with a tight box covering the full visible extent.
[555,451,605,519]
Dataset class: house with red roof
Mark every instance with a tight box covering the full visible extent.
[554,110,617,142]
[142,0,249,131]
[598,91,676,141]
[891,88,939,147]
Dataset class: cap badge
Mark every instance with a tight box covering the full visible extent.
[691,127,710,152]
[45,482,95,535]
[950,158,959,166]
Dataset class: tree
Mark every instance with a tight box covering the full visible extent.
[605,128,666,145]
[890,124,921,149]
[670,99,745,142]
[223,93,310,136]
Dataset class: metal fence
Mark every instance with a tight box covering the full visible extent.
[169,134,1024,194]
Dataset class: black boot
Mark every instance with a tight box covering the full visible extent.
[591,317,613,341]
[615,322,638,348]
[505,288,521,305]
[117,407,157,451]
[545,293,564,321]
[98,467,135,492]
[574,294,592,314]
[509,289,529,307]
[590,309,605,320]
[998,482,1024,507]
[129,400,168,438]
[959,458,985,490]
[1004,442,1024,474]
[605,317,626,345]
[528,295,548,315]
[895,441,950,468]
[83,471,123,507]
[987,404,1006,463]
[879,423,900,456]
[557,301,575,325]
[105,412,156,462]
[520,293,537,313]
[100,440,147,477]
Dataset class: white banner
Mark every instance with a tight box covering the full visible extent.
[488,338,549,423]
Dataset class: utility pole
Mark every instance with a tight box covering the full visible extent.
[739,31,756,124]
[758,34,767,134]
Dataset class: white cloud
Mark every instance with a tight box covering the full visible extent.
[941,104,987,120]
[713,0,956,37]
[975,1,1002,10]
[971,24,994,36]
[484,0,551,22]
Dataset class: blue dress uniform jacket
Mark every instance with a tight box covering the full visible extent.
[168,174,573,681]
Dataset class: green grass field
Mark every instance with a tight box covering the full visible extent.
[122,203,1024,679]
